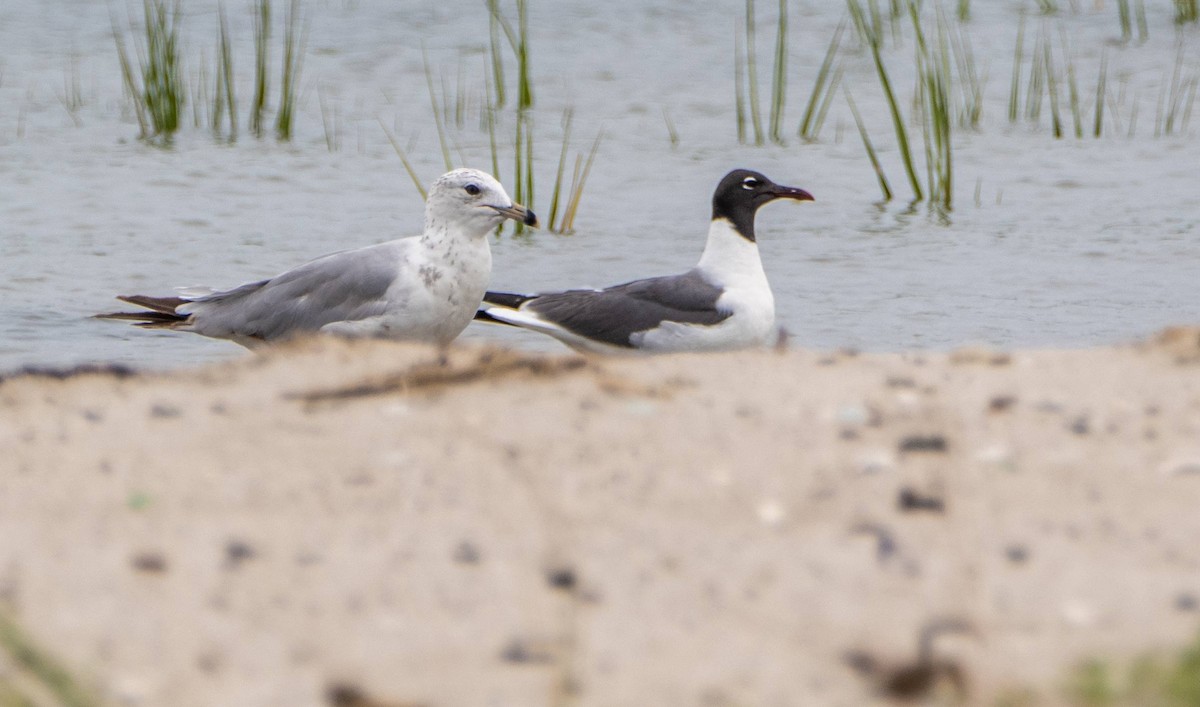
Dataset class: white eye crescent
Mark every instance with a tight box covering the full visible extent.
[742,177,760,190]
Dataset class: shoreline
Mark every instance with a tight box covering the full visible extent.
[2,331,1200,705]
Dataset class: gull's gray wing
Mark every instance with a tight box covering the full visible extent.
[184,241,406,341]
[519,269,731,348]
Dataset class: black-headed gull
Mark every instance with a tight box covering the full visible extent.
[475,169,811,354]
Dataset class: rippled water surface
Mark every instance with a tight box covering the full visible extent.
[2,1,1198,370]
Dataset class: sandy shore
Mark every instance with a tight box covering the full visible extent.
[3,330,1200,706]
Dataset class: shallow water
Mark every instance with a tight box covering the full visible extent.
[1,1,1198,371]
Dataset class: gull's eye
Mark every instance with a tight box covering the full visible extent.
[742,177,760,190]
[464,184,481,196]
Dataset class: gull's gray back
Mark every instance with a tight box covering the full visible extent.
[184,241,406,342]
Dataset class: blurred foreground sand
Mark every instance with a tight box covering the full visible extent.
[3,330,1200,706]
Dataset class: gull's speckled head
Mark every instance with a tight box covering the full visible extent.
[425,168,537,236]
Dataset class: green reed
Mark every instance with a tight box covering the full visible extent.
[847,0,922,200]
[844,86,892,201]
[487,0,507,108]
[1043,36,1063,138]
[945,14,982,128]
[143,0,184,138]
[274,0,303,141]
[768,0,788,144]
[1008,14,1025,123]
[957,0,970,22]
[318,85,337,151]
[0,611,100,707]
[1176,0,1199,25]
[422,49,454,171]
[909,2,953,211]
[799,19,844,141]
[512,109,532,235]
[1094,49,1107,137]
[662,108,679,147]
[59,53,84,127]
[111,0,185,142]
[745,0,765,144]
[250,0,270,138]
[1059,28,1082,138]
[1024,26,1046,122]
[212,1,237,140]
[734,22,747,143]
[1158,46,1198,136]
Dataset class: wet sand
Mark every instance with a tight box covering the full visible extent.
[2,330,1200,706]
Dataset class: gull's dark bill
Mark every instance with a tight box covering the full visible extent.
[490,203,538,227]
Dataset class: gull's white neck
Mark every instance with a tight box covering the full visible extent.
[695,217,767,286]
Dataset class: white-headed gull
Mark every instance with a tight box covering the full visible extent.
[475,169,812,354]
[99,168,537,348]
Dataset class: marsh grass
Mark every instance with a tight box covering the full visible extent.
[1176,0,1199,25]
[484,0,533,110]
[745,0,765,144]
[558,130,602,234]
[945,16,982,128]
[1036,0,1059,15]
[487,0,507,109]
[734,22,747,143]
[250,0,270,138]
[1059,28,1083,138]
[423,49,455,171]
[1024,25,1047,122]
[142,0,184,138]
[274,0,304,141]
[1157,48,1198,137]
[909,3,953,211]
[378,117,426,200]
[1043,36,1064,138]
[1067,630,1200,706]
[662,108,680,147]
[768,0,788,144]
[844,86,892,200]
[212,1,237,140]
[1009,14,1026,123]
[112,0,185,142]
[547,108,573,232]
[847,0,922,200]
[511,108,534,235]
[734,0,799,145]
[799,20,844,141]
[58,54,84,127]
[1094,49,1107,136]
[1117,0,1133,43]
[0,610,100,707]
[318,85,336,151]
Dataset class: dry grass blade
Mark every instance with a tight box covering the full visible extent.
[844,87,892,201]
[560,130,602,234]
[377,118,427,201]
[799,19,844,140]
[0,611,100,707]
